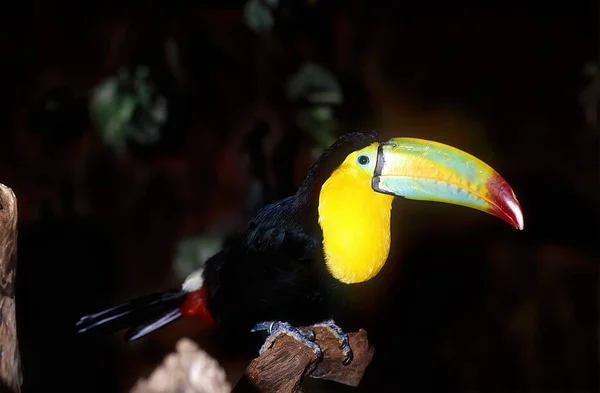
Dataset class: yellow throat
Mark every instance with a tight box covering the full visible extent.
[318,149,394,284]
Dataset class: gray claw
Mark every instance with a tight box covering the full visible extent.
[313,319,354,365]
[251,321,322,360]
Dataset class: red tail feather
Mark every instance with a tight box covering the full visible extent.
[180,288,216,325]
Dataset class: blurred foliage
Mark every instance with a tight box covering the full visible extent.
[173,234,224,283]
[288,62,343,150]
[243,0,279,32]
[89,66,168,155]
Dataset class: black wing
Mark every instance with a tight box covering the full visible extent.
[243,195,319,258]
[202,196,330,332]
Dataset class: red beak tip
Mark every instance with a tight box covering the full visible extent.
[507,202,524,230]
[487,174,524,231]
[512,202,524,231]
[515,221,524,231]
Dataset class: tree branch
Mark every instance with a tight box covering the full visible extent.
[0,184,21,393]
[129,327,373,393]
[234,327,374,393]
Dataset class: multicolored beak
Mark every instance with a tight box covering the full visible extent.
[372,137,524,230]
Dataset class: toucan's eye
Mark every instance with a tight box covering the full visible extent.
[357,155,370,166]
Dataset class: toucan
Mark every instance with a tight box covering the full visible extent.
[76,131,523,365]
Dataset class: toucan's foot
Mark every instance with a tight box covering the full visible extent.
[313,319,353,365]
[251,321,322,360]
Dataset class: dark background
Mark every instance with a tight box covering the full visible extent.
[0,1,598,392]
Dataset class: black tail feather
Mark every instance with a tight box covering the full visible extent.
[76,289,186,340]
[124,309,182,341]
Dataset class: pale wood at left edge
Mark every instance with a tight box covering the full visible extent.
[0,184,21,393]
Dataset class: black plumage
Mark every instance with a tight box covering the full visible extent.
[76,131,378,350]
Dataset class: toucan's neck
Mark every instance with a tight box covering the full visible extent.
[317,167,394,284]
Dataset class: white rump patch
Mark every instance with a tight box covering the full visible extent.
[182,268,205,292]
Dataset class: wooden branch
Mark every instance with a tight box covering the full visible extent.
[234,327,374,393]
[0,184,21,393]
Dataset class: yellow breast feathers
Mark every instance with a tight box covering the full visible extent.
[318,150,394,284]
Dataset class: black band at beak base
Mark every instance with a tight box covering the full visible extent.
[372,141,393,194]
[374,142,391,178]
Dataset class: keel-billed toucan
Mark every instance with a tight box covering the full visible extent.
[76,131,523,364]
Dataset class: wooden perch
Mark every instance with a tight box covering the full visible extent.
[130,327,373,393]
[0,184,21,393]
[235,327,374,393]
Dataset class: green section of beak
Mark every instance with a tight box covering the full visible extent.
[372,138,524,230]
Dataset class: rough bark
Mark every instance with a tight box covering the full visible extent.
[0,184,21,393]
[234,327,374,393]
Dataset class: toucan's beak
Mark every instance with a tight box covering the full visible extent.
[372,137,524,230]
